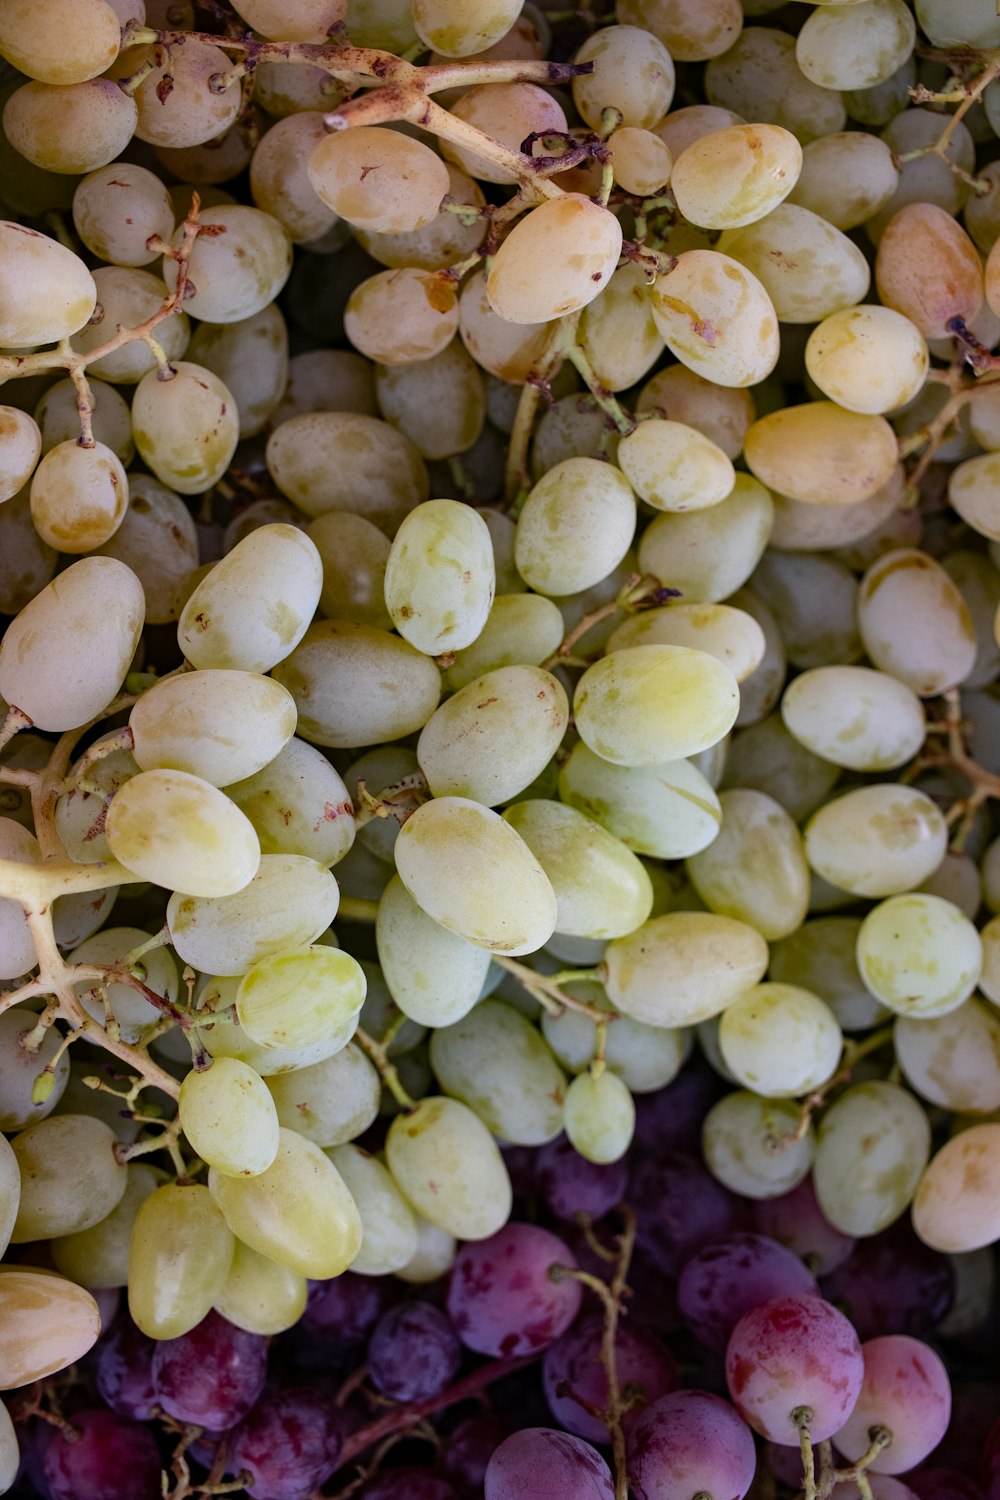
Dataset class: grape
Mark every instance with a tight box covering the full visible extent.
[459,268,550,381]
[376,873,491,1026]
[617,419,735,514]
[4,77,137,174]
[678,1232,820,1350]
[377,337,486,460]
[780,665,925,775]
[769,918,887,1033]
[671,123,801,230]
[128,1183,235,1340]
[385,1095,512,1240]
[73,162,175,267]
[96,1318,159,1420]
[819,1222,954,1342]
[130,669,296,788]
[440,593,564,691]
[814,1081,930,1237]
[0,405,39,503]
[310,511,393,628]
[486,195,623,325]
[92,474,197,625]
[558,742,722,861]
[857,548,976,696]
[11,1113,126,1242]
[178,1058,280,1179]
[0,1268,101,1388]
[577,262,667,391]
[536,1135,628,1223]
[327,1143,418,1274]
[236,944,365,1054]
[833,1335,951,1475]
[628,1390,757,1500]
[36,376,133,462]
[686,788,809,940]
[604,911,769,1027]
[106,768,260,898]
[718,983,842,1099]
[412,0,521,55]
[876,203,983,339]
[912,1123,1000,1253]
[359,1475,459,1500]
[754,1178,856,1276]
[168,855,339,976]
[308,126,449,233]
[151,1309,267,1429]
[796,0,915,91]
[804,784,948,898]
[574,644,739,767]
[228,1387,343,1500]
[70,266,190,383]
[726,1293,864,1443]
[917,0,1000,46]
[650,249,779,388]
[215,1238,307,1336]
[703,1091,815,1200]
[544,1315,676,1444]
[806,306,928,417]
[638,474,774,606]
[558,1067,633,1163]
[368,1300,461,1401]
[788,131,898,228]
[514,456,636,597]
[43,1408,162,1500]
[51,1162,160,1290]
[630,1149,740,1275]
[132,357,240,497]
[231,0,345,41]
[131,39,242,149]
[485,1429,614,1500]
[502,800,651,939]
[744,402,897,509]
[383,497,494,654]
[856,893,981,1019]
[445,1416,516,1495]
[187,303,289,439]
[0,0,121,84]
[428,999,567,1146]
[896,998,1000,1113]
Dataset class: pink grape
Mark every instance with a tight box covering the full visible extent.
[677,1231,820,1350]
[446,1221,582,1357]
[43,1409,162,1500]
[485,1428,615,1500]
[726,1294,864,1444]
[542,1312,677,1443]
[151,1309,267,1430]
[628,1390,757,1500]
[832,1335,952,1475]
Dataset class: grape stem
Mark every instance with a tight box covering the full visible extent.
[901,356,1000,497]
[768,1025,895,1149]
[793,1407,817,1500]
[490,955,612,1023]
[354,1026,415,1110]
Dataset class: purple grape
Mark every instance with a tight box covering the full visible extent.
[677,1231,820,1350]
[765,1439,808,1488]
[833,1335,951,1476]
[726,1294,864,1444]
[443,1415,515,1495]
[91,1286,121,1333]
[151,1309,267,1430]
[485,1429,614,1500]
[535,1136,627,1223]
[628,1150,741,1277]
[628,1390,757,1500]
[753,1175,855,1274]
[633,1054,726,1156]
[302,1271,393,1351]
[368,1300,462,1403]
[43,1409,161,1500]
[819,1222,954,1341]
[95,1319,159,1421]
[446,1222,582,1357]
[542,1312,677,1444]
[358,1471,460,1500]
[228,1387,342,1500]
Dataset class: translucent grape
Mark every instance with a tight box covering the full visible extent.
[677,1231,819,1352]
[131,360,239,496]
[629,1390,757,1500]
[419,667,566,806]
[0,0,121,84]
[502,800,651,939]
[670,123,801,230]
[428,999,566,1146]
[806,306,928,416]
[412,0,522,55]
[895,998,1000,1113]
[703,1091,815,1199]
[514,457,636,597]
[376,874,492,1026]
[558,741,722,860]
[574,645,739,766]
[604,912,769,1028]
[236,945,365,1053]
[106,769,261,898]
[649,250,780,388]
[857,548,976,696]
[562,1069,635,1164]
[224,741,355,870]
[814,1081,930,1237]
[178,1058,280,1179]
[572,24,675,128]
[264,1043,378,1150]
[788,131,899,230]
[486,195,623,324]
[637,473,774,604]
[130,669,296,788]
[804,784,948,898]
[3,77,137,174]
[327,1144,418,1275]
[617,419,735,514]
[51,1163,159,1290]
[796,0,915,91]
[833,1335,951,1476]
[128,1183,235,1340]
[214,1239,307,1336]
[382,1100,509,1246]
[686,788,809,940]
[719,982,842,1099]
[913,1123,1000,1252]
[11,1114,127,1242]
[745,402,897,507]
[383,498,494,654]
[441,593,564,691]
[619,0,742,60]
[769,917,887,1033]
[344,266,459,364]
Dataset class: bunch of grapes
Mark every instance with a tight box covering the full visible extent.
[2,0,1000,1496]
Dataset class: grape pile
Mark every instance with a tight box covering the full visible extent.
[3,0,1000,1496]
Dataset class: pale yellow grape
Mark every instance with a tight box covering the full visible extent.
[574,645,739,767]
[913,1124,1000,1253]
[309,511,392,628]
[754,551,861,671]
[607,127,673,196]
[787,131,898,229]
[442,593,564,691]
[265,1043,379,1148]
[224,743,356,870]
[654,104,744,160]
[617,419,734,513]
[541,993,690,1093]
[796,0,915,91]
[0,0,120,84]
[35,377,133,464]
[686,788,809,941]
[0,406,39,503]
[876,202,983,340]
[719,983,842,1098]
[3,78,136,174]
[0,1010,69,1130]
[670,123,801,230]
[161,205,290,325]
[896,999,1000,1114]
[603,911,769,1027]
[459,270,550,382]
[558,741,722,860]
[95,474,198,626]
[702,1092,814,1199]
[324,1144,416,1275]
[514,457,636,597]
[412,0,522,54]
[856,893,982,1019]
[376,874,491,1026]
[0,1271,100,1390]
[0,220,96,347]
[69,926,178,1044]
[230,0,344,40]
[129,40,241,149]
[106,768,261,898]
[577,263,666,393]
[814,1081,930,1236]
[858,548,976,696]
[209,1127,361,1278]
[649,250,779,387]
[11,1115,126,1242]
[804,784,947,898]
[572,25,675,129]
[636,364,755,460]
[770,916,887,1032]
[619,0,741,61]
[770,466,908,554]
[486,195,623,324]
[502,800,652,940]
[394,796,557,956]
[357,164,485,272]
[50,1164,159,1290]
[704,27,846,142]
[0,556,144,732]
[563,1069,635,1164]
[188,304,289,440]
[53,730,138,864]
[638,474,774,604]
[178,523,323,674]
[266,410,428,531]
[236,945,365,1053]
[781,665,925,772]
[441,83,567,186]
[344,267,458,365]
[198,984,358,1077]
[73,163,175,267]
[214,1239,306,1336]
[805,306,928,416]
[981,915,1000,1006]
[383,498,494,655]
[132,361,239,496]
[744,402,898,507]
[129,670,296,789]
[418,666,567,806]
[949,454,1000,542]
[398,1215,457,1284]
[0,1135,17,1259]
[254,58,333,115]
[69,266,190,384]
[128,1182,235,1339]
[272,620,441,749]
[308,126,448,233]
[385,1095,512,1239]
[609,604,765,684]
[251,113,339,245]
[178,1060,279,1180]
[375,338,486,461]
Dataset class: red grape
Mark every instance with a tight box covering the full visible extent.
[832,1334,951,1475]
[485,1428,615,1500]
[446,1222,582,1357]
[726,1294,864,1444]
[677,1231,820,1350]
[628,1389,757,1500]
[151,1309,267,1429]
[44,1409,162,1500]
[368,1300,462,1403]
[542,1312,677,1443]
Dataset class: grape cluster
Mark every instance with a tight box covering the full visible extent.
[1,0,1000,1496]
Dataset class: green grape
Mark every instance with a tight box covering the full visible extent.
[721,715,840,824]
[719,204,871,324]
[397,1213,456,1284]
[671,123,801,230]
[796,0,915,91]
[327,1144,418,1275]
[418,666,568,807]
[266,411,428,532]
[895,998,1000,1114]
[214,1239,307,1336]
[265,1042,380,1148]
[70,266,190,384]
[167,855,339,976]
[208,1127,362,1279]
[393,797,557,956]
[187,303,289,439]
[562,1069,635,1164]
[702,1091,815,1199]
[441,593,565,691]
[855,893,982,1018]
[769,917,888,1032]
[513,457,636,597]
[178,1058,280,1178]
[376,874,491,1026]
[128,1183,235,1339]
[72,162,175,268]
[857,548,977,696]
[718,983,843,1098]
[50,1163,160,1290]
[69,926,179,1044]
[573,645,739,766]
[272,620,442,749]
[358,961,426,1057]
[0,1136,18,1261]
[129,669,296,788]
[604,911,769,1028]
[541,990,690,1093]
[199,981,356,1076]
[685,787,809,940]
[806,305,927,416]
[787,132,899,230]
[814,1081,930,1236]
[558,741,722,861]
[105,769,261,898]
[780,665,926,772]
[649,250,780,388]
[428,999,566,1146]
[501,800,652,940]
[95,474,199,627]
[161,205,291,324]
[225,739,356,869]
[236,945,366,1053]
[11,1115,127,1243]
[385,1095,512,1240]
[375,337,486,460]
[577,263,666,393]
[0,1008,70,1130]
[637,474,774,605]
[131,361,240,497]
[309,511,393,629]
[804,783,948,897]
[0,1270,101,1390]
[383,498,495,654]
[608,604,764,684]
[751,551,861,672]
[486,195,623,324]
